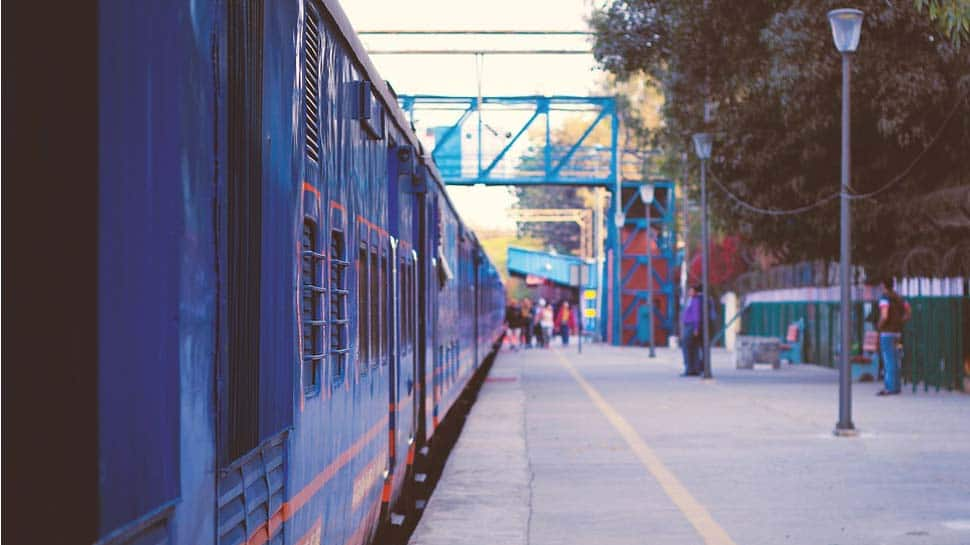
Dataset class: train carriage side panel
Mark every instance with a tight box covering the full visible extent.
[97,0,185,540]
[97,1,226,543]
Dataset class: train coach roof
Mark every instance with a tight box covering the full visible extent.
[319,0,475,248]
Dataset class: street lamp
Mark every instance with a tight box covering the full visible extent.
[692,132,713,379]
[828,7,863,437]
[679,149,690,343]
[614,212,626,228]
[639,183,656,358]
[611,209,625,345]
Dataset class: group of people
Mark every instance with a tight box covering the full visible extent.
[505,297,578,350]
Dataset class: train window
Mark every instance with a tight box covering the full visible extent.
[401,257,409,354]
[303,7,320,162]
[370,248,379,369]
[330,228,349,385]
[409,262,415,349]
[437,345,444,386]
[411,261,417,347]
[409,261,415,349]
[407,260,412,351]
[301,219,324,396]
[381,249,389,365]
[406,262,411,349]
[358,244,369,372]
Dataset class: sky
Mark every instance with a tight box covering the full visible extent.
[342,0,605,231]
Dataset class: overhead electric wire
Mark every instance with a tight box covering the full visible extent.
[368,49,590,55]
[847,89,969,200]
[359,30,592,36]
[361,29,593,56]
[708,172,840,216]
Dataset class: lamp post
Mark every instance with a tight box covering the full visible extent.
[679,149,690,343]
[639,183,656,358]
[828,7,863,437]
[613,210,625,345]
[692,133,713,379]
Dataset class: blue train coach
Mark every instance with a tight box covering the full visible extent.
[5,1,506,544]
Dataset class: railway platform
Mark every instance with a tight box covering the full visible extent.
[408,344,970,545]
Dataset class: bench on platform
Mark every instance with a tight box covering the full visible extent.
[778,319,804,364]
[735,336,782,369]
[850,330,880,381]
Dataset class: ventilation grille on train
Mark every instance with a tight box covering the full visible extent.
[303,10,321,162]
[217,436,286,545]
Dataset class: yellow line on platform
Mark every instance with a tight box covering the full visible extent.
[552,349,738,545]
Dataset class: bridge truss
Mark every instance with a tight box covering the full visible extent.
[506,208,594,260]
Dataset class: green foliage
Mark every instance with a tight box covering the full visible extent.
[591,0,970,275]
[479,234,544,282]
[513,116,604,256]
[480,234,546,299]
[915,0,970,48]
[513,186,587,255]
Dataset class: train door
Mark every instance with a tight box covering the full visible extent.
[474,250,481,368]
[409,249,420,443]
[415,188,430,449]
[384,236,400,516]
[428,196,442,434]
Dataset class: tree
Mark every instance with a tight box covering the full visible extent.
[513,115,609,255]
[915,0,970,48]
[591,0,970,275]
[513,185,588,255]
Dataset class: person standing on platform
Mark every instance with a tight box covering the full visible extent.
[504,301,522,351]
[877,278,911,396]
[540,302,555,349]
[680,285,703,376]
[556,300,577,346]
[534,298,547,348]
[521,298,534,349]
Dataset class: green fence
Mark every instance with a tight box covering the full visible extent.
[741,297,968,391]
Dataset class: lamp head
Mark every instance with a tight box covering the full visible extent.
[827,8,864,53]
[639,183,655,204]
[614,212,626,228]
[692,133,713,160]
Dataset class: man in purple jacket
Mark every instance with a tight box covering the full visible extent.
[681,285,703,376]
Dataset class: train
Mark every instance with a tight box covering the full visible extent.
[80,1,508,544]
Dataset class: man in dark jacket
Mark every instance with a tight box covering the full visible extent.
[680,285,703,376]
[681,284,717,376]
[876,278,911,395]
[505,302,522,351]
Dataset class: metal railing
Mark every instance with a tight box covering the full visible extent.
[740,297,967,391]
[733,261,868,295]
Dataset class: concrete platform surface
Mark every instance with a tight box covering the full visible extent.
[408,344,970,545]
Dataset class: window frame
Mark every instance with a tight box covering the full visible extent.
[358,238,370,375]
[380,239,389,366]
[369,241,379,370]
[300,216,324,398]
[329,221,349,387]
